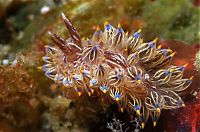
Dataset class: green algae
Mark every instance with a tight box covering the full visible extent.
[141,0,199,44]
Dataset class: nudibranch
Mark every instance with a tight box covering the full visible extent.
[41,13,193,128]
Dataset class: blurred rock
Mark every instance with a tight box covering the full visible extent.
[0,0,31,20]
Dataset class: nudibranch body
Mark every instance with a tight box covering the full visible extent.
[41,12,192,128]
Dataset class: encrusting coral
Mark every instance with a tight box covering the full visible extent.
[41,13,193,128]
[0,51,40,129]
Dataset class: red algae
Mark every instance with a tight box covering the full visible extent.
[177,93,200,132]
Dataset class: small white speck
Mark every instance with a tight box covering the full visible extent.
[16,31,24,40]
[40,6,51,14]
[2,59,9,65]
[12,59,17,66]
[144,74,149,80]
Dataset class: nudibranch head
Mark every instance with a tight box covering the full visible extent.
[41,12,192,128]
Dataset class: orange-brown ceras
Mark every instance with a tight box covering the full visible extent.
[41,12,193,129]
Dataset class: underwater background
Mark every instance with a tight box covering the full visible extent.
[0,0,199,132]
